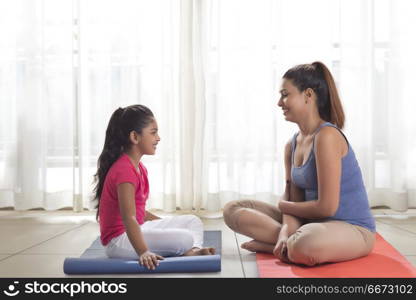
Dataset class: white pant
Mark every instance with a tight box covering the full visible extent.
[104,214,204,258]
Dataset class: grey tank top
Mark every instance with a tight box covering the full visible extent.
[291,122,376,232]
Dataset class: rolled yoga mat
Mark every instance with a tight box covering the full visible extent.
[256,233,416,278]
[64,230,221,275]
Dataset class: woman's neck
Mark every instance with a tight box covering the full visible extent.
[297,115,326,137]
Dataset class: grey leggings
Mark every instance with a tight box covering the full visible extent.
[223,199,375,266]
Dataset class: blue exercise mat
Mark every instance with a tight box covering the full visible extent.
[64,230,221,274]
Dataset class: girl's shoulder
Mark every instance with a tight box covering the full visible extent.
[138,161,148,175]
[107,155,139,187]
[112,154,131,168]
[108,154,134,176]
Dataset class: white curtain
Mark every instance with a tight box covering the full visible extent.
[0,0,74,210]
[0,0,415,212]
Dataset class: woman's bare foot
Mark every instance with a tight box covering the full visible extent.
[241,240,274,253]
[183,247,216,256]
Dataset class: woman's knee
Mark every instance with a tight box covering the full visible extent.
[223,200,241,216]
[223,201,240,228]
[286,233,322,266]
[358,228,376,256]
[223,200,253,230]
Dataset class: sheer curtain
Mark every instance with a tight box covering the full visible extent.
[76,0,182,211]
[337,0,416,210]
[0,0,415,213]
[196,0,416,211]
[0,0,74,210]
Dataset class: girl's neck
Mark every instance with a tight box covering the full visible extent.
[124,149,142,170]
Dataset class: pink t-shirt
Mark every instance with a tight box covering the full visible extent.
[99,153,149,246]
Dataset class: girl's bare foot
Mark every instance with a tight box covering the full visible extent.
[241,240,274,253]
[183,247,216,256]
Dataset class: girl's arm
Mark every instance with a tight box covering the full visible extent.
[279,127,343,219]
[118,183,149,255]
[145,210,161,221]
[118,182,163,269]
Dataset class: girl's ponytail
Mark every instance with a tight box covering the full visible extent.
[93,107,125,220]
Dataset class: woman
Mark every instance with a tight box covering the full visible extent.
[223,62,375,266]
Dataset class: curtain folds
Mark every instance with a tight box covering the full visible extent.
[0,0,415,212]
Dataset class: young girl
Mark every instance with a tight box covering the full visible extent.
[223,62,376,266]
[94,105,215,270]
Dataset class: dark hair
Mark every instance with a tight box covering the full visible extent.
[93,104,154,221]
[283,61,345,129]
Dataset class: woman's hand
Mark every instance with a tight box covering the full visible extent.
[139,251,164,270]
[273,231,290,263]
[278,200,290,214]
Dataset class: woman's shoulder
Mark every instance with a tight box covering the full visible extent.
[314,125,348,156]
[316,124,341,137]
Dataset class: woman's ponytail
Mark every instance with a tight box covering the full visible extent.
[312,61,345,129]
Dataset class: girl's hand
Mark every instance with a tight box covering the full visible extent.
[273,234,290,263]
[139,251,164,270]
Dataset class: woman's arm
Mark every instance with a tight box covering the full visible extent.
[281,182,304,235]
[274,140,304,260]
[279,127,343,219]
[279,140,304,237]
[118,183,149,255]
[145,210,161,221]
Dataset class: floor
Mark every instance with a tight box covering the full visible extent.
[0,208,415,277]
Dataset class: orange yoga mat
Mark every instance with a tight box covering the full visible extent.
[256,233,416,278]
